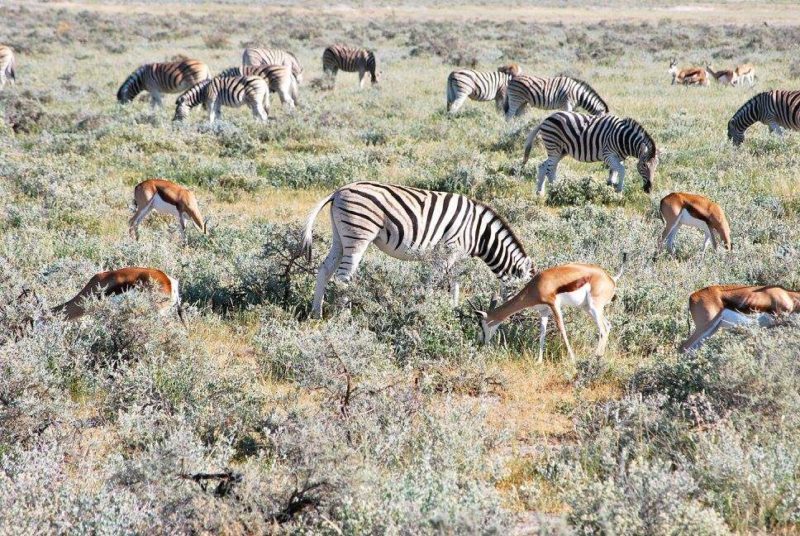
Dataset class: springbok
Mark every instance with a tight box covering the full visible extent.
[669,60,708,86]
[52,267,184,324]
[734,63,755,87]
[681,284,800,352]
[659,192,732,256]
[129,179,206,241]
[474,256,625,362]
[705,65,737,86]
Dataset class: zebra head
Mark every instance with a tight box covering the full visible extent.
[727,119,744,146]
[636,130,658,193]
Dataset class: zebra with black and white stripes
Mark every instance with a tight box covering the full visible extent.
[218,65,298,109]
[728,90,800,146]
[302,181,533,317]
[322,44,380,89]
[117,59,210,107]
[446,64,522,114]
[522,111,658,196]
[0,46,16,90]
[241,47,304,84]
[173,76,269,122]
[503,75,609,119]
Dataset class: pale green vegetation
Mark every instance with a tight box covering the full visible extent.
[2,1,800,534]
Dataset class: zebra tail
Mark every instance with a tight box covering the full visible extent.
[302,194,335,262]
[612,252,628,283]
[522,122,543,167]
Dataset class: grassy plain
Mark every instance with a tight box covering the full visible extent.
[2,1,800,533]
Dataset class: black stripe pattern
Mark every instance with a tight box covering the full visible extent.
[524,111,657,195]
[218,65,298,108]
[504,75,608,119]
[728,90,800,145]
[322,44,379,88]
[173,76,269,122]
[446,65,521,114]
[241,47,304,83]
[117,59,210,106]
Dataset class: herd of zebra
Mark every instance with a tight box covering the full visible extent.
[3,41,800,356]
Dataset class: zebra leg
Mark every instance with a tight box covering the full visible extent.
[450,281,460,306]
[149,91,163,108]
[611,161,626,193]
[335,240,372,283]
[769,122,785,136]
[544,156,562,189]
[605,155,622,186]
[448,93,469,114]
[311,228,343,318]
[536,158,551,196]
[0,75,5,90]
[565,100,574,112]
[358,69,366,89]
[251,97,268,121]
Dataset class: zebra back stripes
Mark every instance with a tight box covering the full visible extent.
[728,90,800,145]
[302,181,532,316]
[322,44,379,88]
[523,111,657,195]
[446,64,521,114]
[173,76,269,122]
[218,64,298,107]
[241,47,304,83]
[0,46,15,90]
[504,75,608,119]
[117,59,210,106]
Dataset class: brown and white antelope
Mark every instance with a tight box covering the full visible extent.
[128,179,206,241]
[659,192,731,256]
[669,60,708,86]
[681,284,800,352]
[52,267,184,324]
[734,63,755,87]
[474,257,625,362]
[705,65,737,86]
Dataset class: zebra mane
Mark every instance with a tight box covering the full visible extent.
[476,201,528,258]
[622,117,656,160]
[567,76,609,113]
[117,65,147,102]
[176,78,211,108]
[218,66,242,78]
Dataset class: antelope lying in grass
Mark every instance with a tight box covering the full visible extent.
[705,65,737,86]
[129,179,206,241]
[681,284,800,352]
[473,256,625,362]
[734,63,755,87]
[669,60,708,86]
[52,267,185,324]
[659,192,732,256]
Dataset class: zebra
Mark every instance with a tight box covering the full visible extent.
[117,59,210,107]
[446,64,522,114]
[173,76,269,122]
[728,90,800,146]
[217,65,298,109]
[522,111,658,196]
[0,45,16,90]
[503,75,609,119]
[242,47,304,84]
[322,44,380,89]
[301,181,533,317]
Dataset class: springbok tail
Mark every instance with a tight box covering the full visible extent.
[302,194,335,262]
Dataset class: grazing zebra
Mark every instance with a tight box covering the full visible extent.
[446,64,522,114]
[504,75,608,119]
[301,181,533,317]
[241,47,304,84]
[0,45,16,90]
[522,111,657,196]
[173,76,269,122]
[322,44,380,89]
[218,65,298,109]
[117,59,210,107]
[727,90,800,146]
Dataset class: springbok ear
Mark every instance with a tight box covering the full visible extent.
[474,310,488,320]
[490,295,500,309]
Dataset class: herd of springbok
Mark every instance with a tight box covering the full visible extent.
[3,39,798,359]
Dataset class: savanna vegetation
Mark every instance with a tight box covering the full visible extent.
[2,1,800,533]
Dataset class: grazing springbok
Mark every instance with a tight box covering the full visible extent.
[705,65,737,86]
[659,192,731,256]
[669,60,708,86]
[52,267,184,324]
[474,256,625,362]
[128,179,206,241]
[734,63,755,87]
[681,284,800,352]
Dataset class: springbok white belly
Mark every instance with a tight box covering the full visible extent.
[152,194,181,219]
[719,308,777,329]
[678,209,709,233]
